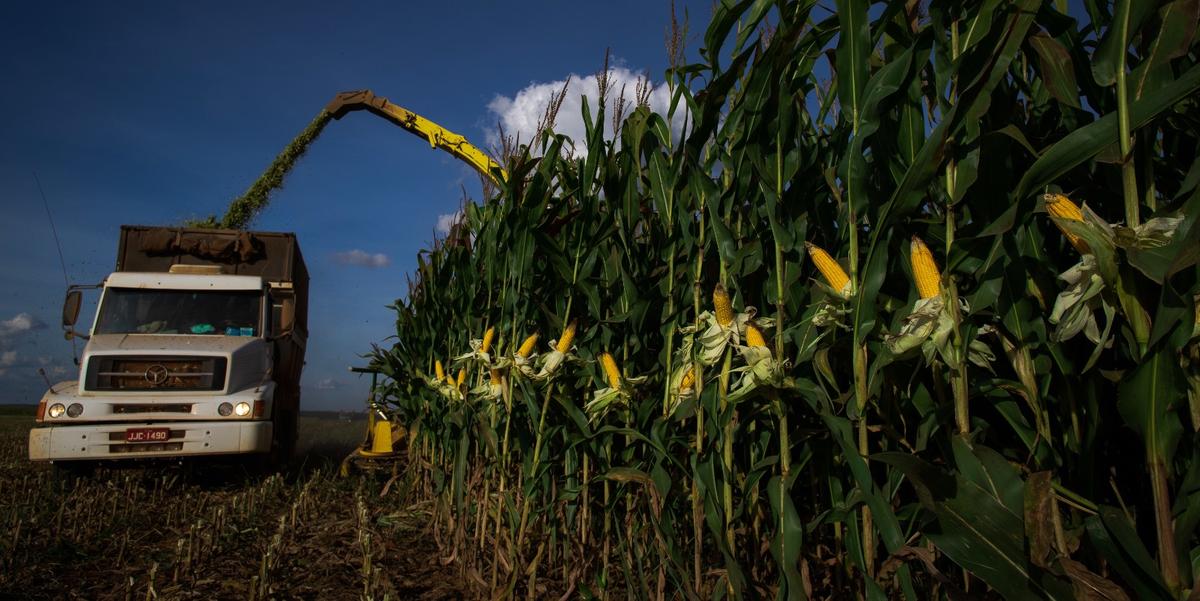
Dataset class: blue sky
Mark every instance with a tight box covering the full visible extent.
[0,0,710,409]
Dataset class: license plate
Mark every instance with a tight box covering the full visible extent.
[125,428,170,443]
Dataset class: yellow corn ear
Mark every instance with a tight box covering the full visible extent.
[444,373,456,389]
[479,326,495,355]
[713,284,734,327]
[600,352,622,389]
[679,365,696,392]
[555,320,577,353]
[804,241,850,294]
[910,236,941,300]
[489,368,502,385]
[456,368,466,388]
[517,333,539,358]
[1043,193,1090,254]
[435,360,445,381]
[745,322,768,348]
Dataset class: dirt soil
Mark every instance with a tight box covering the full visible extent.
[0,415,472,600]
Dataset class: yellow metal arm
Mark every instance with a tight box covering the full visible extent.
[325,90,506,185]
[210,88,504,230]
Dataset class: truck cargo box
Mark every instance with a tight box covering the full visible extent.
[116,225,309,333]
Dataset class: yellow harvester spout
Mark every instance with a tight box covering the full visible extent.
[370,419,395,454]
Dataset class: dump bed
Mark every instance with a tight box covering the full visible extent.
[116,225,309,332]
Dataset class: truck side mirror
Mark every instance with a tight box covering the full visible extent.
[62,290,82,327]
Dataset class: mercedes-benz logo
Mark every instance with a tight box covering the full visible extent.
[144,364,170,386]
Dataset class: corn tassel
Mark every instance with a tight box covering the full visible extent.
[805,241,851,294]
[479,327,496,355]
[1044,193,1090,254]
[745,322,768,348]
[555,320,577,353]
[713,284,734,327]
[435,360,445,382]
[910,236,941,300]
[600,352,622,390]
[517,333,539,358]
[679,366,696,392]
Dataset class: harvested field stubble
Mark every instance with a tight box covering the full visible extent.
[0,416,468,600]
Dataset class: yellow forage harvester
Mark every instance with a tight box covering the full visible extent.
[910,236,941,300]
[1044,193,1090,254]
[805,241,852,298]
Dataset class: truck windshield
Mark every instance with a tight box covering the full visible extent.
[94,288,262,336]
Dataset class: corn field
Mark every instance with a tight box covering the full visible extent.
[361,1,1200,599]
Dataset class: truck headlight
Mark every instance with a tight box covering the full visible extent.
[48,403,66,418]
[218,402,233,416]
[234,402,251,416]
[67,403,83,417]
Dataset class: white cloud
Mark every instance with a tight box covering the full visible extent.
[0,313,45,337]
[0,350,17,377]
[332,249,391,268]
[436,211,463,236]
[487,66,688,158]
[316,378,341,390]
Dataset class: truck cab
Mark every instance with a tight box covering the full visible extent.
[29,226,307,465]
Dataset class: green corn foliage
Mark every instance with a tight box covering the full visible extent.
[352,2,1200,598]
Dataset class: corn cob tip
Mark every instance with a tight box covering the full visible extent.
[434,360,445,381]
[444,373,456,389]
[745,322,768,348]
[806,241,851,294]
[489,368,502,385]
[456,368,466,388]
[713,283,734,327]
[1043,193,1090,254]
[679,366,696,392]
[599,352,622,390]
[555,320,577,353]
[479,326,496,355]
[910,236,941,300]
[517,333,539,358]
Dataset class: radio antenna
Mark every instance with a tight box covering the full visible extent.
[34,171,78,363]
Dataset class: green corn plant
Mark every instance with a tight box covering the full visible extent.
[351,1,1200,598]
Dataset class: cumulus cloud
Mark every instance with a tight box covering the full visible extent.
[0,313,45,338]
[333,249,391,268]
[487,65,688,158]
[435,211,463,236]
[0,350,18,378]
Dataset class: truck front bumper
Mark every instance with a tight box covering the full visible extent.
[29,420,273,461]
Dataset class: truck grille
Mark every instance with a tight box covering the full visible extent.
[112,403,194,414]
[87,356,226,392]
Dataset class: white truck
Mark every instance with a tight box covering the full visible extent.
[29,225,308,467]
